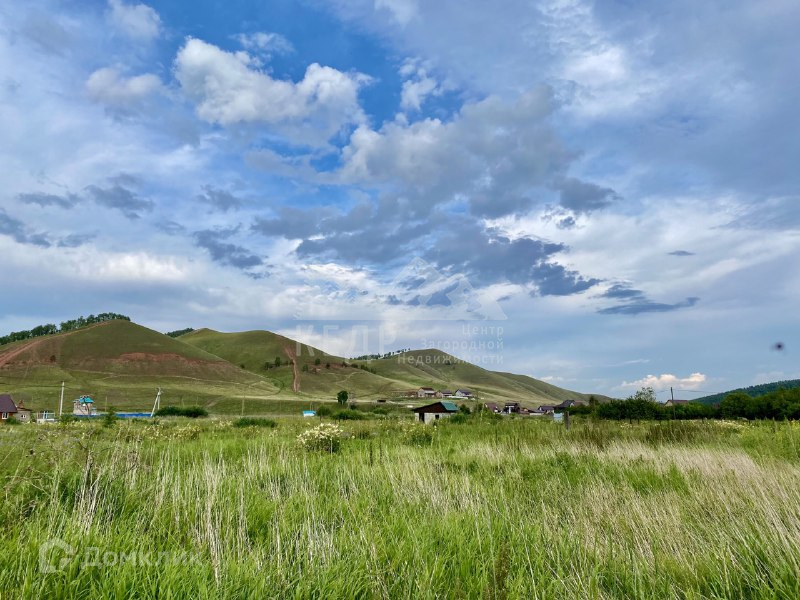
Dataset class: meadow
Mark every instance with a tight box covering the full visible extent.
[1,416,799,599]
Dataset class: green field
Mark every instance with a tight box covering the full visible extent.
[1,416,799,598]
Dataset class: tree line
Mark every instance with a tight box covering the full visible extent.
[0,313,130,347]
[570,386,800,421]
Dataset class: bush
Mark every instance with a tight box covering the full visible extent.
[155,406,208,418]
[316,405,333,417]
[297,423,343,453]
[401,422,435,446]
[233,417,277,428]
[4,417,20,426]
[448,413,469,424]
[333,409,366,421]
[102,408,118,428]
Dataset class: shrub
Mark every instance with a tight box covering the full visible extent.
[333,409,366,421]
[102,408,118,428]
[448,413,469,424]
[316,405,333,417]
[4,417,20,426]
[233,417,277,428]
[401,422,435,446]
[297,423,343,453]
[155,406,208,418]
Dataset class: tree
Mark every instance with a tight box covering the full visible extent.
[315,358,321,366]
[337,390,349,405]
[274,356,282,368]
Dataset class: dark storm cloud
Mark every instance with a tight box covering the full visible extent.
[85,184,154,219]
[197,186,244,212]
[193,229,263,269]
[17,191,78,209]
[557,178,619,213]
[0,209,51,247]
[598,284,699,315]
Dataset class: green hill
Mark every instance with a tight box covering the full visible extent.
[695,379,800,406]
[0,320,606,414]
[0,320,279,414]
[180,331,598,406]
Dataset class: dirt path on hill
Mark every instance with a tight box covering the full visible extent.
[0,339,42,368]
[284,344,301,392]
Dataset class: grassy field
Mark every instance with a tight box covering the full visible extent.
[1,416,799,598]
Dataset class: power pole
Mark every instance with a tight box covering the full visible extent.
[670,387,674,402]
[59,381,65,417]
[150,388,162,417]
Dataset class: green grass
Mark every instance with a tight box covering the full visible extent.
[1,418,800,598]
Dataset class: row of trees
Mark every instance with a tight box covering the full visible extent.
[0,313,130,347]
[570,386,800,421]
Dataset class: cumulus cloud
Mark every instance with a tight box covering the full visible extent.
[399,59,442,111]
[619,372,707,393]
[341,86,567,218]
[174,38,370,145]
[86,67,162,112]
[107,0,161,41]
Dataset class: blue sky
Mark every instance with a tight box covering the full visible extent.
[1,0,799,398]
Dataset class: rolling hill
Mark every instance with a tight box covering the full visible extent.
[694,379,800,406]
[0,319,604,414]
[180,330,601,405]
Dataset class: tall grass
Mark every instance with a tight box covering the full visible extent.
[1,418,799,598]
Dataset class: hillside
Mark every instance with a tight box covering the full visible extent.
[0,320,604,413]
[0,320,279,413]
[695,379,800,406]
[180,330,597,406]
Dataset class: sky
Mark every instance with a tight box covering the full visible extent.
[1,0,799,399]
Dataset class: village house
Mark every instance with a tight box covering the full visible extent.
[417,387,437,398]
[664,399,690,407]
[533,405,555,415]
[504,402,521,414]
[483,402,500,413]
[440,390,454,398]
[0,394,32,423]
[0,394,19,422]
[413,401,459,424]
[453,389,473,399]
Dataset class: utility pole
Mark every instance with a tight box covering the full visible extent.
[150,388,162,417]
[59,381,65,417]
[670,387,674,402]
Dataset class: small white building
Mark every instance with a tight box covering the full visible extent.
[73,395,96,416]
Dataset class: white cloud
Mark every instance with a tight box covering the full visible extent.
[174,38,370,146]
[375,0,418,25]
[86,67,162,111]
[619,372,707,393]
[341,86,566,216]
[233,32,294,58]
[107,0,161,41]
[399,59,442,111]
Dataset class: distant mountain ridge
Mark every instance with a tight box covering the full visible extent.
[695,379,800,406]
